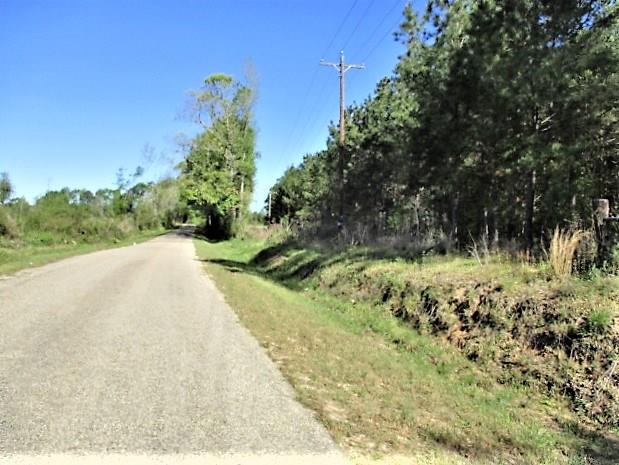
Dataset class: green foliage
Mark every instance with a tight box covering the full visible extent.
[585,308,614,335]
[0,207,18,239]
[0,172,12,204]
[270,1,619,252]
[181,73,258,238]
[0,175,186,245]
[268,151,330,228]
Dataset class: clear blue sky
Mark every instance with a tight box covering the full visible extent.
[0,0,417,211]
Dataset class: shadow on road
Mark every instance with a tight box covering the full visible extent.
[167,226,196,238]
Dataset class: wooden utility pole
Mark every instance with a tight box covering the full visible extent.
[320,51,364,144]
[321,51,364,225]
[268,191,272,221]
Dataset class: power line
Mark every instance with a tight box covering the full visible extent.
[281,0,361,162]
[290,0,372,159]
[293,76,333,154]
[290,1,405,161]
[340,0,377,52]
[297,85,337,151]
[361,15,403,63]
[301,0,405,152]
[320,0,361,58]
[281,69,319,158]
[281,0,404,175]
[354,0,404,59]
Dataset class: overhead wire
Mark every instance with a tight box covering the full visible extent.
[298,84,338,151]
[280,0,361,163]
[320,0,361,59]
[282,0,407,172]
[340,0,377,53]
[292,0,378,156]
[361,14,404,63]
[354,0,404,62]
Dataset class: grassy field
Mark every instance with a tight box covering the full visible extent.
[0,228,167,275]
[194,237,619,465]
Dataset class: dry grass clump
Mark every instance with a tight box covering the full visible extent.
[549,228,584,280]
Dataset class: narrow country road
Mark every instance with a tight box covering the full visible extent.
[0,230,346,465]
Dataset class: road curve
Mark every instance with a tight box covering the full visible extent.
[0,230,346,464]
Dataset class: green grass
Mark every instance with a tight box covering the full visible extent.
[195,238,619,465]
[243,239,619,429]
[0,228,167,275]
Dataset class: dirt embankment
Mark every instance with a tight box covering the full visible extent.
[253,243,619,428]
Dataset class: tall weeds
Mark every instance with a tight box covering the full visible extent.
[550,228,584,280]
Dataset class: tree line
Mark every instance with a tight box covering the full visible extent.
[0,169,186,244]
[268,0,619,252]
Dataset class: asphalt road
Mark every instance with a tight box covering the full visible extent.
[0,230,346,464]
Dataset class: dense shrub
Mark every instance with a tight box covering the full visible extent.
[135,203,159,231]
[0,207,19,239]
[0,178,186,246]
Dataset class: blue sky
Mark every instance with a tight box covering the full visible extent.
[0,0,415,211]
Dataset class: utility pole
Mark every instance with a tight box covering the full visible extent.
[268,191,272,222]
[320,50,364,226]
[320,51,365,144]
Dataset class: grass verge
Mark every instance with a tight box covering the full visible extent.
[194,237,618,465]
[0,228,167,275]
